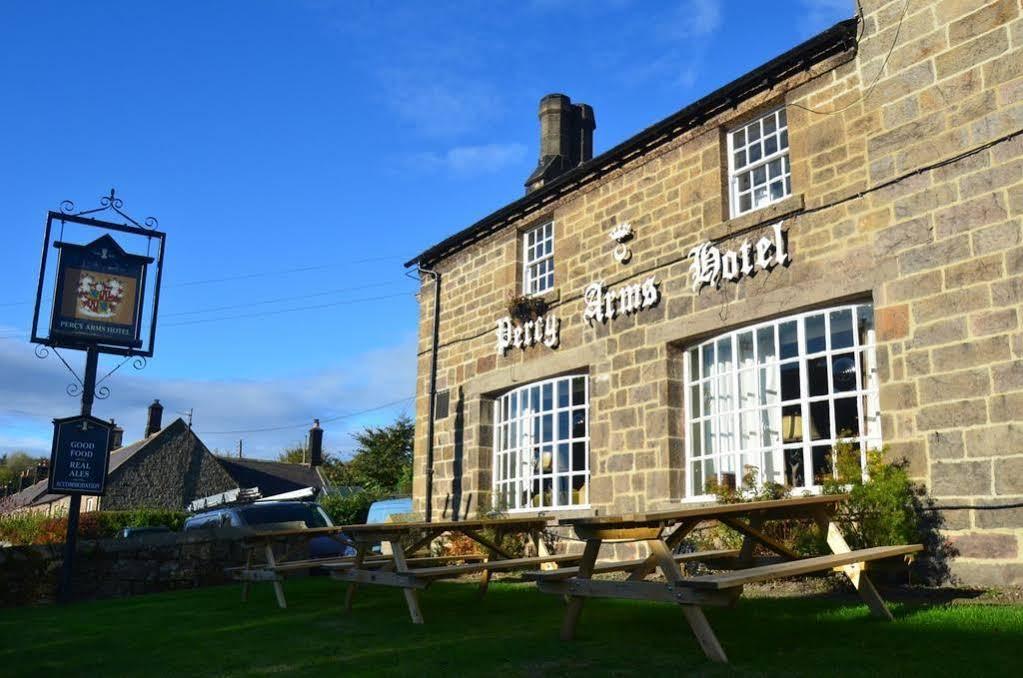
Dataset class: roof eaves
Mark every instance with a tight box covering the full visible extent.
[404,17,858,270]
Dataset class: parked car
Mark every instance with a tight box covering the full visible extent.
[183,500,354,559]
[365,496,413,554]
[366,496,413,524]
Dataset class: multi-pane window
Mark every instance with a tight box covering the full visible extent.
[493,375,588,511]
[728,108,791,217]
[684,304,880,497]
[523,222,554,295]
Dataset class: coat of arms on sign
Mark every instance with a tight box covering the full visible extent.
[609,222,633,263]
[76,275,125,319]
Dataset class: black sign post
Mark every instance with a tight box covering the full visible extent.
[29,190,165,604]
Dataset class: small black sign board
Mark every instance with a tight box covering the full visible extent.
[48,415,112,496]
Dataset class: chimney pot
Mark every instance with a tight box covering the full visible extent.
[109,418,124,452]
[145,399,163,438]
[308,419,323,467]
[525,93,596,192]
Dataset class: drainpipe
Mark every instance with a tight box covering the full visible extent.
[418,265,441,523]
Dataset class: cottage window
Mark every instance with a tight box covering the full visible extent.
[728,108,791,217]
[522,222,554,295]
[683,303,880,497]
[493,375,588,511]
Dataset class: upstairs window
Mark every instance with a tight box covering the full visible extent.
[523,222,554,295]
[728,108,791,217]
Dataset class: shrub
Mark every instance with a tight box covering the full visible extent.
[319,490,379,526]
[824,441,956,584]
[0,509,186,545]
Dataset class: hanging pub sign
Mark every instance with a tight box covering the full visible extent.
[31,192,166,358]
[49,234,152,349]
[47,415,113,496]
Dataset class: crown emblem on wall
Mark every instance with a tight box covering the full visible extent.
[76,275,124,319]
[608,222,634,264]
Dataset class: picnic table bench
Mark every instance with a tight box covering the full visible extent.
[528,494,922,664]
[325,515,574,624]
[228,525,488,608]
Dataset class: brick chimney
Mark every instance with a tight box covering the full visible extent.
[308,419,323,467]
[145,399,163,437]
[108,419,124,451]
[525,93,596,193]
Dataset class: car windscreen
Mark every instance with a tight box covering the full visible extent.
[238,503,331,528]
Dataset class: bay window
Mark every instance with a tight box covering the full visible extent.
[684,303,880,497]
[493,375,589,511]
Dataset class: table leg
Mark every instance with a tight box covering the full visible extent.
[647,539,728,663]
[241,547,253,602]
[344,542,368,612]
[736,515,765,566]
[627,519,698,581]
[812,508,893,621]
[263,544,287,609]
[390,539,424,624]
[560,538,601,641]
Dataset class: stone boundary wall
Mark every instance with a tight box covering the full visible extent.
[0,528,311,607]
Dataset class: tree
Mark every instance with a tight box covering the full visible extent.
[277,443,308,464]
[325,416,414,495]
[0,452,46,489]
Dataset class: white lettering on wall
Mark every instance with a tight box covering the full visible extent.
[583,276,660,324]
[688,221,788,291]
[495,315,560,355]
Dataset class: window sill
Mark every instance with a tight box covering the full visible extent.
[710,193,804,242]
[505,504,592,518]
[524,287,560,306]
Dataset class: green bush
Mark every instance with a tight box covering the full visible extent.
[824,441,956,584]
[0,509,186,545]
[319,490,380,526]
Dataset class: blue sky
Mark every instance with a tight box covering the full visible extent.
[0,0,852,460]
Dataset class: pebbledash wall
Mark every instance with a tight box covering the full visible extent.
[407,0,1023,586]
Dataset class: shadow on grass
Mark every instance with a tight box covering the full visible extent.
[1,578,1020,677]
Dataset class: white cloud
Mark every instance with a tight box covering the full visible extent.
[659,0,723,41]
[0,335,417,461]
[378,70,503,139]
[404,143,528,176]
[797,0,856,38]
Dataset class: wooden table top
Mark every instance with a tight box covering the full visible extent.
[241,525,351,542]
[564,494,849,528]
[339,515,555,534]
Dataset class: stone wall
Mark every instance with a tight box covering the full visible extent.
[0,528,310,607]
[411,0,1023,585]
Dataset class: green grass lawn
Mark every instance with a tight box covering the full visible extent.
[2,577,1021,677]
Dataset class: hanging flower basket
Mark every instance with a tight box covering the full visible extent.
[507,294,548,322]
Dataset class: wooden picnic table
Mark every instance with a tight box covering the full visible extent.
[326,515,574,624]
[231,525,356,608]
[529,494,922,664]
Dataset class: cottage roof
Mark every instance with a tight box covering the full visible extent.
[216,457,330,498]
[404,18,857,270]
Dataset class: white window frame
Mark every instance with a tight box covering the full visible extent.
[522,221,555,295]
[492,374,589,512]
[727,107,791,218]
[683,303,880,500]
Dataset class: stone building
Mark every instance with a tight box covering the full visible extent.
[2,401,237,515]
[1,402,335,517]
[404,0,1023,586]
